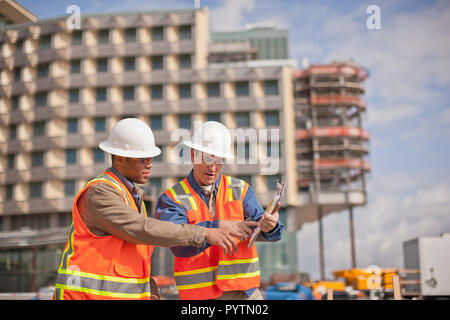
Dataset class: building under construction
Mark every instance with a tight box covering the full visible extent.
[293,61,370,279]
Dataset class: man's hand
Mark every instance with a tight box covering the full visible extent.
[218,220,259,242]
[259,202,280,233]
[204,228,238,255]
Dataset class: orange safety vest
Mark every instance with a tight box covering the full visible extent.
[53,171,154,300]
[164,174,260,300]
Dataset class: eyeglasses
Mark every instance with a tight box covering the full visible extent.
[202,153,224,165]
[129,158,153,165]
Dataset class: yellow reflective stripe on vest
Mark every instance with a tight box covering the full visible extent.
[168,180,197,211]
[179,180,198,210]
[55,284,151,299]
[174,266,218,291]
[216,257,260,280]
[55,269,152,299]
[218,257,259,265]
[216,271,260,280]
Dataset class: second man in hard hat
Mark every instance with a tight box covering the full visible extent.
[155,121,284,300]
[53,118,244,300]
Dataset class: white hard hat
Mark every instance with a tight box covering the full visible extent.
[99,118,161,158]
[183,121,234,159]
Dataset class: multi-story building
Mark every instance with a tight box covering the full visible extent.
[293,61,370,279]
[0,4,297,292]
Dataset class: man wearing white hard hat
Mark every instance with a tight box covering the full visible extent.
[155,121,284,300]
[54,118,243,300]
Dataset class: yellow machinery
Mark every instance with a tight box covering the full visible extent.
[332,268,399,290]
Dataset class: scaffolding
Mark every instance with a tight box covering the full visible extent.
[294,61,370,279]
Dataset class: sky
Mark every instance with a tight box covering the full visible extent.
[17,0,450,280]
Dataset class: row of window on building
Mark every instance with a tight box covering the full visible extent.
[3,54,195,83]
[5,110,280,141]
[1,25,193,56]
[4,79,279,111]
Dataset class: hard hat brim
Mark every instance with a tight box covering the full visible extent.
[99,141,161,158]
[182,140,234,159]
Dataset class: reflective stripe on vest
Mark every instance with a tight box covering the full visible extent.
[55,269,151,299]
[168,180,197,211]
[216,257,260,280]
[174,266,218,290]
[225,176,245,202]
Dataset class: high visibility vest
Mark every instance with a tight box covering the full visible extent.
[53,171,155,300]
[164,174,260,300]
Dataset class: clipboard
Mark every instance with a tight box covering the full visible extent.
[247,179,287,248]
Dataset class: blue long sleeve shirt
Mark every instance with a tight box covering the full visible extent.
[154,170,285,298]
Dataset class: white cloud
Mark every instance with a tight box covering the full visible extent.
[209,0,255,31]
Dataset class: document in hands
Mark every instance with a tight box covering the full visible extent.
[247,179,287,248]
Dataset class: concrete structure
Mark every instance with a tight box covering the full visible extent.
[293,61,370,279]
[0,5,298,291]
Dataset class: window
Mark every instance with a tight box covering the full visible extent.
[265,141,281,158]
[29,182,43,199]
[150,115,163,130]
[264,80,279,95]
[67,118,78,133]
[235,81,249,96]
[95,87,107,102]
[94,117,106,132]
[69,88,79,103]
[70,59,81,74]
[236,142,249,161]
[178,114,191,129]
[37,63,49,78]
[96,58,108,73]
[15,39,23,53]
[266,174,282,191]
[151,27,164,41]
[150,84,163,100]
[5,184,13,200]
[98,29,109,44]
[64,180,76,196]
[178,83,192,99]
[13,66,21,81]
[11,95,19,110]
[179,54,191,69]
[235,112,250,127]
[124,56,136,71]
[123,86,135,101]
[207,82,220,97]
[149,178,162,193]
[31,151,44,167]
[151,55,163,70]
[264,110,280,127]
[35,91,47,107]
[125,28,136,42]
[153,146,162,162]
[93,148,105,163]
[72,30,82,45]
[9,124,17,139]
[7,154,15,169]
[33,121,46,137]
[206,112,220,122]
[236,175,252,185]
[39,35,51,49]
[66,149,77,164]
[178,25,192,40]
